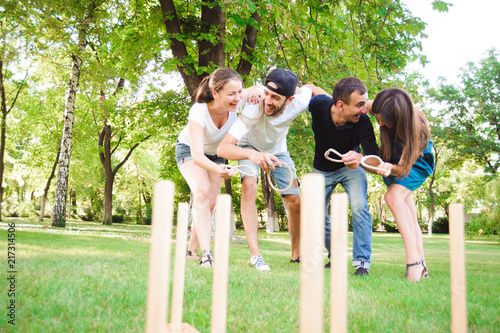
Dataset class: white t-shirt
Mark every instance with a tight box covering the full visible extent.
[229,86,313,155]
[177,103,238,156]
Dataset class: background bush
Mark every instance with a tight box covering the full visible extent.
[432,217,449,234]
[466,213,500,236]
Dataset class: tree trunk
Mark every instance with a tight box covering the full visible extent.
[99,122,114,225]
[51,20,89,228]
[103,172,114,225]
[199,0,225,70]
[135,163,143,224]
[375,195,385,231]
[159,0,203,97]
[0,109,6,222]
[261,171,278,233]
[224,178,237,234]
[427,145,439,236]
[138,188,143,224]
[236,10,262,78]
[0,59,6,221]
[0,55,27,221]
[39,147,60,221]
[142,185,151,224]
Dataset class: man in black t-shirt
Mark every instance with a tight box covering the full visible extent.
[308,77,378,276]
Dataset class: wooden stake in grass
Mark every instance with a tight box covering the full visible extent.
[330,193,348,333]
[449,203,467,333]
[146,181,175,333]
[299,173,325,333]
[171,203,189,327]
[211,194,232,333]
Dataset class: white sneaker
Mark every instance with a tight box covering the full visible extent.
[250,255,271,271]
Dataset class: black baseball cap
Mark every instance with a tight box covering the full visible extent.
[265,68,299,97]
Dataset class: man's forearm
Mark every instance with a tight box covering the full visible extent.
[217,142,253,161]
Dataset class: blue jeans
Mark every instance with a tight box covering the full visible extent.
[312,166,372,269]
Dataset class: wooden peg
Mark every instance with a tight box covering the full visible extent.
[299,173,325,333]
[330,193,348,333]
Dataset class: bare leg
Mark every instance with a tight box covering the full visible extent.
[405,193,425,262]
[282,179,301,260]
[188,225,200,253]
[179,161,222,253]
[240,175,261,257]
[384,184,424,281]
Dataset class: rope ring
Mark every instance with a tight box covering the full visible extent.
[238,98,264,125]
[223,164,256,177]
[360,155,390,177]
[324,148,344,163]
[266,162,294,193]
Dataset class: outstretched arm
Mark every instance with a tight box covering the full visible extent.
[217,133,281,173]
[189,121,234,179]
[303,83,330,97]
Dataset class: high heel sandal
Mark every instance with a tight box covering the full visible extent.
[421,260,429,278]
[200,249,214,268]
[405,260,425,281]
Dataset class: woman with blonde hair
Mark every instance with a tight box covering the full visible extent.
[368,88,434,281]
[175,67,248,267]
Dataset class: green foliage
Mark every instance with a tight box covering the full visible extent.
[112,214,124,223]
[465,175,500,236]
[431,0,452,13]
[466,213,500,236]
[372,217,382,231]
[80,189,103,222]
[432,216,449,234]
[428,49,500,175]
[382,220,398,233]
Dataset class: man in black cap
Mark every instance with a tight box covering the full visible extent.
[217,68,327,271]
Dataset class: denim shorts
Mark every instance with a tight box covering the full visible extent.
[175,143,226,169]
[238,145,299,196]
[383,141,434,192]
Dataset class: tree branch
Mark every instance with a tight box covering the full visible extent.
[112,135,151,176]
[110,134,123,156]
[158,0,200,95]
[7,70,29,115]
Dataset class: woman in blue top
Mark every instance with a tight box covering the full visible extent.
[367,88,434,282]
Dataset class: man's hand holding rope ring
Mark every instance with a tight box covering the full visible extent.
[324,148,362,168]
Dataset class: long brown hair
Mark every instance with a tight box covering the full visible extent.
[371,88,430,177]
[195,67,242,103]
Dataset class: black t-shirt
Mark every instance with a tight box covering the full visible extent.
[387,130,404,164]
[309,95,379,172]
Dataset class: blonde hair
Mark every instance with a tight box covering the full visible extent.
[371,88,430,177]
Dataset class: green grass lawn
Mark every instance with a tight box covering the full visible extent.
[1,217,499,332]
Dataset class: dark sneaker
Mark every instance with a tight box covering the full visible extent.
[290,257,300,263]
[324,261,331,269]
[354,266,369,276]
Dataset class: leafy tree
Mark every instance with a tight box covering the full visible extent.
[428,48,500,176]
[0,3,31,220]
